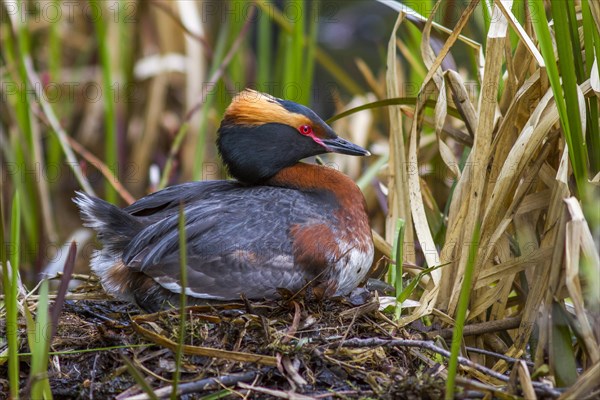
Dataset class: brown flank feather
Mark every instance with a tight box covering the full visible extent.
[290,223,342,274]
[269,163,373,256]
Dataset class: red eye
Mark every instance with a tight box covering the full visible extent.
[299,125,313,135]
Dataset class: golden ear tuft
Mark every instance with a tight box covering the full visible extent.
[223,89,311,128]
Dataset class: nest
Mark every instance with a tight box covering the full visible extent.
[0,278,563,399]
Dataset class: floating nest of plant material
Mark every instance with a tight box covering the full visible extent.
[0,278,562,400]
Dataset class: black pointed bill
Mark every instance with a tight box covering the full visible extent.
[322,136,370,156]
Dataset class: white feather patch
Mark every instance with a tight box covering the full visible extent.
[333,240,374,296]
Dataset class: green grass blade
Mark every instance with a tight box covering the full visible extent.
[1,192,19,399]
[445,223,480,400]
[387,218,406,321]
[326,97,461,124]
[90,0,118,204]
[160,122,190,189]
[292,0,304,98]
[256,0,363,95]
[171,204,188,399]
[481,0,492,40]
[581,0,600,171]
[551,302,578,386]
[122,355,159,400]
[257,7,272,87]
[279,0,303,99]
[564,0,585,83]
[199,389,236,400]
[10,192,21,278]
[531,0,587,198]
[191,21,231,181]
[3,2,40,257]
[303,0,319,105]
[283,34,295,98]
[393,219,405,321]
[47,0,63,170]
[15,0,33,149]
[396,263,447,304]
[356,153,389,191]
[551,0,588,189]
[29,280,53,400]
[227,12,246,93]
[586,97,600,170]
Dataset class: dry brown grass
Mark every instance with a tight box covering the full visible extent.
[379,0,600,394]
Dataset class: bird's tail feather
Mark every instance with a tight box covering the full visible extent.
[73,191,141,253]
[74,191,148,300]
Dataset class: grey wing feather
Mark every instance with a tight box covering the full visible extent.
[121,185,333,300]
[124,181,240,218]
